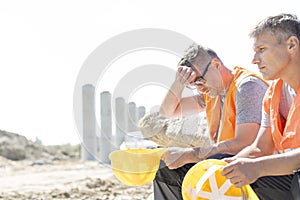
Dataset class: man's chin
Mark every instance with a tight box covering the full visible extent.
[262,74,278,81]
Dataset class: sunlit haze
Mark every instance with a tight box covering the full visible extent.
[0,0,298,145]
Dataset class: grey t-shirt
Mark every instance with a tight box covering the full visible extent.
[235,76,269,125]
[261,82,296,127]
[198,76,268,127]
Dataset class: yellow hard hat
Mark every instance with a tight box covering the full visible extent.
[182,159,259,200]
[109,148,166,186]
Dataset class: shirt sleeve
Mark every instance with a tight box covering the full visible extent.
[235,76,269,125]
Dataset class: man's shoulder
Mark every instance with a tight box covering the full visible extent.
[238,75,268,91]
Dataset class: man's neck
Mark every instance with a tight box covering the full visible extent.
[222,67,234,91]
[282,63,300,93]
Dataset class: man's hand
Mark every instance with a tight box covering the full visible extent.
[222,158,262,187]
[161,147,197,169]
[176,66,196,87]
[222,156,237,163]
[161,146,214,169]
[159,66,199,118]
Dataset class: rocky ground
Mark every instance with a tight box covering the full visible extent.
[0,130,153,200]
[0,158,153,200]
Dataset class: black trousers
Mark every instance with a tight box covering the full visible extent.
[154,154,233,200]
[154,154,300,200]
[292,169,300,200]
[250,174,294,200]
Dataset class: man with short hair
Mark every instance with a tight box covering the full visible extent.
[154,43,268,199]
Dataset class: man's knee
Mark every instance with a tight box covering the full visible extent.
[155,161,194,186]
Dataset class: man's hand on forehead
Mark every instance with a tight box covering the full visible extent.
[176,66,197,86]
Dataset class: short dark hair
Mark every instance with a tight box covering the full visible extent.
[249,13,300,43]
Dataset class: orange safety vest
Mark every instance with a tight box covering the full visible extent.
[263,79,300,151]
[204,66,268,142]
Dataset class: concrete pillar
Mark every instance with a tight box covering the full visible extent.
[81,84,97,161]
[115,97,126,148]
[100,91,112,164]
[127,102,138,132]
[138,106,146,120]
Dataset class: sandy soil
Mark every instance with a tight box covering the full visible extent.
[0,158,153,200]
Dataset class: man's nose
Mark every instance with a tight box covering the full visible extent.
[252,53,260,65]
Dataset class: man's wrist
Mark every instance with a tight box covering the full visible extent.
[192,147,202,161]
[171,81,185,93]
[210,144,218,156]
[192,145,215,161]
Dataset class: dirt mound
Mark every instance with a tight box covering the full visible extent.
[0,130,153,200]
[0,130,79,161]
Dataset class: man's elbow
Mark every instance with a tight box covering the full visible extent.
[159,106,181,118]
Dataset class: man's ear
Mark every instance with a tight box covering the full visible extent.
[287,36,299,51]
[211,58,220,69]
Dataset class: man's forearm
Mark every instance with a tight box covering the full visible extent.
[191,141,264,162]
[192,145,217,161]
[257,148,300,176]
[192,141,250,160]
[231,144,263,159]
[214,139,258,157]
[159,82,184,118]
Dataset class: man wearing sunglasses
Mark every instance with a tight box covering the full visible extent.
[153,44,269,199]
